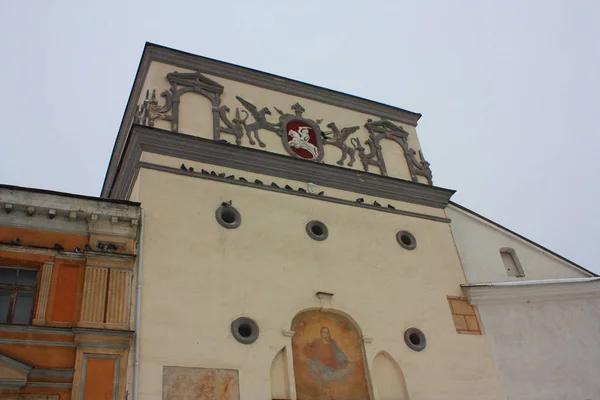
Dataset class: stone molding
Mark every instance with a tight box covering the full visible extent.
[0,354,32,375]
[102,42,422,197]
[111,125,455,210]
[0,244,135,263]
[0,324,133,337]
[29,368,74,379]
[32,262,53,326]
[0,186,139,221]
[462,279,600,304]
[0,209,139,241]
[141,162,450,223]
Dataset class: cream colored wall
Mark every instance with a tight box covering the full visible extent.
[446,205,588,283]
[477,297,600,400]
[135,166,502,400]
[137,61,428,183]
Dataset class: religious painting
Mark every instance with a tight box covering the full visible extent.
[163,366,239,400]
[291,310,370,400]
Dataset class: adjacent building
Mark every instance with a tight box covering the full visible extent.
[101,43,504,400]
[0,185,141,400]
[447,203,600,400]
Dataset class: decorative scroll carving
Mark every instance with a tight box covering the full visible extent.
[136,71,433,181]
[407,148,433,184]
[135,89,172,127]
[353,118,433,184]
[216,105,245,145]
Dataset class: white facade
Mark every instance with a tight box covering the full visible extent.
[447,204,600,400]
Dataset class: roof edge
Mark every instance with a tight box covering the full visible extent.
[101,41,423,197]
[448,201,596,277]
[145,42,422,123]
[0,184,140,207]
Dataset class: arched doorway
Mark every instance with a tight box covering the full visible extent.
[291,310,370,400]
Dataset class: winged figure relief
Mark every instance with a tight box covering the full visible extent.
[324,123,360,166]
[235,96,280,147]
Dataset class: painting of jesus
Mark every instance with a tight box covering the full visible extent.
[302,326,354,381]
[291,310,370,400]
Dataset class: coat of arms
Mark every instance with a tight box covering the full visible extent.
[278,103,323,161]
[236,97,325,162]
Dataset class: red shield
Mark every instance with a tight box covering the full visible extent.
[286,120,320,160]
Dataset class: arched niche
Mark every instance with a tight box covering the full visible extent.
[290,309,370,400]
[372,351,410,400]
[271,347,291,400]
[177,90,214,139]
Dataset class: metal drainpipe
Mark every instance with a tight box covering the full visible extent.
[133,208,145,400]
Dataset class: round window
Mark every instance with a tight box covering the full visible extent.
[215,205,241,229]
[404,327,426,351]
[306,220,328,241]
[231,317,259,344]
[396,231,416,250]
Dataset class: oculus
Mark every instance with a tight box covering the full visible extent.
[215,204,241,229]
[231,317,259,344]
[306,220,328,241]
[396,230,416,250]
[404,327,426,351]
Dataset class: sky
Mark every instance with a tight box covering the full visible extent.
[0,1,598,272]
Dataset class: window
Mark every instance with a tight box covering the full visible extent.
[0,267,38,325]
[499,248,525,277]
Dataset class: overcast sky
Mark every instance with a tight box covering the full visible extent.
[0,1,598,272]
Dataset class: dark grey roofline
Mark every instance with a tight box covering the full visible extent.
[0,183,140,207]
[449,201,597,277]
[101,42,422,198]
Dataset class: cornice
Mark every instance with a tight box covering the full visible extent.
[0,354,32,374]
[102,42,422,197]
[0,195,140,239]
[0,244,136,262]
[146,44,421,125]
[462,279,600,304]
[0,187,139,220]
[141,163,449,222]
[111,125,455,211]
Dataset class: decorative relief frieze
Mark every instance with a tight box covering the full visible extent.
[353,118,433,183]
[135,70,433,184]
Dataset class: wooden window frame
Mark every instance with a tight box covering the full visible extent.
[0,266,39,325]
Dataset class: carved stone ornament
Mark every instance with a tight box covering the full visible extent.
[136,70,433,183]
[278,102,324,161]
[352,118,433,184]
